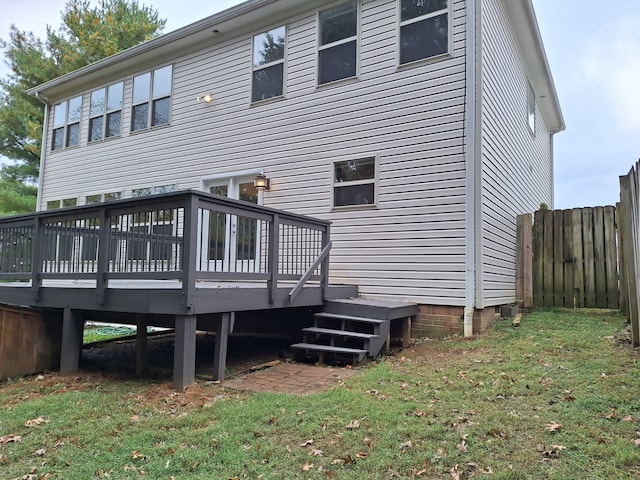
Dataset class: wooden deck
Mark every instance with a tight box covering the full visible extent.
[0,191,356,389]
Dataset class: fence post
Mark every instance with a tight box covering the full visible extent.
[181,193,199,315]
[516,214,533,308]
[267,214,280,304]
[619,172,640,346]
[95,206,111,305]
[30,215,43,302]
[616,202,628,314]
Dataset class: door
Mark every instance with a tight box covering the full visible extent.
[201,175,261,273]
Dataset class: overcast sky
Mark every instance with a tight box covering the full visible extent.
[1,0,638,210]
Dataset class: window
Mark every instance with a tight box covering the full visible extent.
[399,0,449,65]
[333,157,377,207]
[62,198,77,207]
[85,192,121,204]
[252,26,286,102]
[319,1,358,85]
[528,82,536,133]
[89,82,123,142]
[51,95,82,150]
[131,65,173,131]
[46,200,61,210]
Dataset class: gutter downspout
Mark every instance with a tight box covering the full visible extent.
[33,92,50,212]
[463,0,481,337]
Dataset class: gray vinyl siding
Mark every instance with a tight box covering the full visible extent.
[479,0,553,307]
[39,0,469,306]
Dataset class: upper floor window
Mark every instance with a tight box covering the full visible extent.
[527,82,536,134]
[252,26,286,102]
[319,1,358,85]
[399,0,449,65]
[333,157,377,208]
[131,65,173,132]
[89,82,124,142]
[52,95,82,150]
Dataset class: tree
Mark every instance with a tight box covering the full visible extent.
[0,0,166,215]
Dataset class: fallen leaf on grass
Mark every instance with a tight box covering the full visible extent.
[302,462,314,471]
[0,434,21,444]
[310,449,324,457]
[131,450,147,460]
[34,448,47,456]
[450,464,462,480]
[345,419,360,430]
[605,408,617,419]
[545,422,563,432]
[299,439,314,448]
[623,415,634,422]
[399,440,413,450]
[25,416,49,427]
[356,452,368,458]
[632,439,640,447]
[0,453,8,464]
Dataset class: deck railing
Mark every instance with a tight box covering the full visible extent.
[0,191,331,310]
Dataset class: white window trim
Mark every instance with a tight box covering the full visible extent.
[317,0,361,87]
[88,81,124,143]
[251,25,288,105]
[131,64,174,132]
[397,0,453,68]
[51,95,83,151]
[527,81,536,134]
[331,155,379,211]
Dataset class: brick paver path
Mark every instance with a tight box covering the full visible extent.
[224,362,358,394]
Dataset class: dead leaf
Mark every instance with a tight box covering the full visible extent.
[130,414,140,422]
[623,415,634,422]
[331,459,344,465]
[302,462,314,471]
[131,450,147,460]
[545,422,563,432]
[25,416,48,427]
[450,464,462,480]
[0,453,8,464]
[399,440,413,450]
[633,439,640,447]
[366,389,379,395]
[34,448,47,456]
[605,408,617,419]
[345,419,360,430]
[0,434,22,444]
[310,449,323,456]
[299,439,314,448]
[35,375,45,381]
[356,451,368,458]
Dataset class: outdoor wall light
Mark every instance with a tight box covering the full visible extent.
[254,173,271,191]
[196,93,214,103]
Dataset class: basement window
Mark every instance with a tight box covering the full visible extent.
[333,157,377,208]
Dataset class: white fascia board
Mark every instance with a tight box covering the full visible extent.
[503,0,565,134]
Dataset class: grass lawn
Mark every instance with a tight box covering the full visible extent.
[1,308,639,479]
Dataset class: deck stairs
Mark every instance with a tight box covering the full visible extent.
[291,298,418,365]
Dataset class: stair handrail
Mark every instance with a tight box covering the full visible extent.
[288,241,332,303]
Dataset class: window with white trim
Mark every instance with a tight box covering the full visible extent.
[318,0,358,85]
[333,157,377,207]
[131,65,173,131]
[399,0,449,65]
[527,82,536,133]
[51,95,82,150]
[89,82,124,142]
[252,26,286,102]
[85,191,122,204]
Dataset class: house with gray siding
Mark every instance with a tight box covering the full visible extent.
[26,0,563,339]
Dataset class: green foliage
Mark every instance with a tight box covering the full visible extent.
[0,0,166,213]
[1,309,638,478]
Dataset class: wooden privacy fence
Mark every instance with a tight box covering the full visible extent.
[618,160,640,347]
[529,207,619,309]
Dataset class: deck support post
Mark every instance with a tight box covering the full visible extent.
[213,312,234,382]
[135,315,148,377]
[402,316,412,348]
[173,315,197,391]
[60,308,85,375]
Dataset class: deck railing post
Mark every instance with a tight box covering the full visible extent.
[267,213,280,304]
[30,214,43,301]
[321,224,331,301]
[96,206,111,305]
[181,193,199,315]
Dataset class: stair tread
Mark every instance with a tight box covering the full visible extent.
[314,312,387,324]
[303,327,377,339]
[291,343,367,354]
